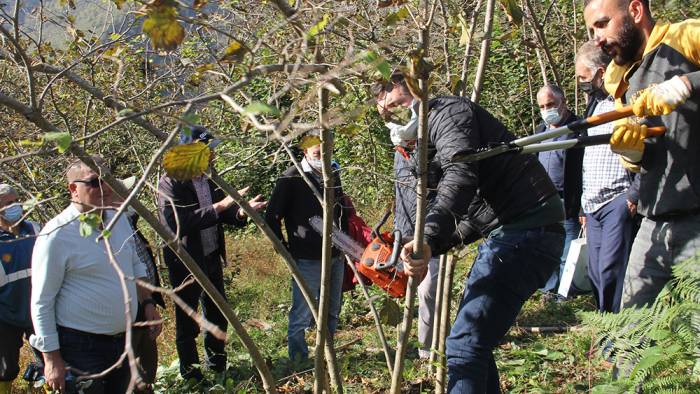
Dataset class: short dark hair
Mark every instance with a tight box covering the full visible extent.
[583,0,650,12]
[370,72,406,97]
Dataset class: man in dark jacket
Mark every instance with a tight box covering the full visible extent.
[535,84,584,294]
[158,127,265,381]
[264,133,348,365]
[373,73,565,393]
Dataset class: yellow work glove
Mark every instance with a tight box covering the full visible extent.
[610,122,647,163]
[632,75,691,117]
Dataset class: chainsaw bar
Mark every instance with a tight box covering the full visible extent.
[308,216,365,260]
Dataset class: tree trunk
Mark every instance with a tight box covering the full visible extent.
[459,0,483,97]
[390,23,431,394]
[428,254,447,370]
[313,87,335,394]
[435,255,456,394]
[470,0,496,103]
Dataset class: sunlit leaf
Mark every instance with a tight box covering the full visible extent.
[499,0,523,25]
[385,7,409,26]
[306,14,330,39]
[111,0,125,9]
[79,212,102,238]
[243,102,280,117]
[362,50,391,80]
[59,0,76,9]
[457,12,470,47]
[193,0,208,9]
[43,132,72,153]
[142,5,185,51]
[220,40,248,63]
[162,142,211,180]
[379,298,401,326]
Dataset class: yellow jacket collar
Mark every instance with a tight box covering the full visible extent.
[604,23,670,99]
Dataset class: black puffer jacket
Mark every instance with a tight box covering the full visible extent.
[394,150,498,250]
[419,96,558,255]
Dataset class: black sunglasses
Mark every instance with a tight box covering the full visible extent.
[73,177,103,188]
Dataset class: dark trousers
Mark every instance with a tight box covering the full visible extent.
[585,193,633,313]
[58,327,128,394]
[167,253,228,380]
[131,327,158,391]
[0,321,31,381]
[446,226,564,393]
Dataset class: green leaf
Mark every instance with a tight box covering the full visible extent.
[499,0,523,25]
[78,213,102,238]
[243,102,280,117]
[101,229,112,239]
[545,351,565,361]
[379,298,401,326]
[362,50,391,80]
[43,132,72,153]
[117,108,136,118]
[385,7,409,26]
[631,346,665,375]
[307,14,330,39]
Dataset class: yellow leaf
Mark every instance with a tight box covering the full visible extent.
[220,40,248,63]
[162,142,211,180]
[193,0,208,9]
[142,5,185,51]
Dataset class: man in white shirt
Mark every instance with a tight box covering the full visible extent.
[30,157,162,393]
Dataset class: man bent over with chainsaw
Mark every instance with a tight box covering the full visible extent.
[373,73,565,393]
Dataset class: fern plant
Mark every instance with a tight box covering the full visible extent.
[582,255,700,393]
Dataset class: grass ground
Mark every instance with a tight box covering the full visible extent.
[15,233,612,393]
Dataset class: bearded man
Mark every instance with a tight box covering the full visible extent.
[584,0,700,309]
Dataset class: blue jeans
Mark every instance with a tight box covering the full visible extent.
[541,217,580,293]
[58,327,128,394]
[446,225,564,393]
[288,257,344,362]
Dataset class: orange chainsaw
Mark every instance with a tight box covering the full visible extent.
[309,216,409,298]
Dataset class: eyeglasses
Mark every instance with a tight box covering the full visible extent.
[73,177,103,188]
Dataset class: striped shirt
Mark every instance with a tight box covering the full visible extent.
[30,204,147,352]
[581,97,632,213]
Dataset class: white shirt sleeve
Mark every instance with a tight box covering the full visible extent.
[29,229,66,353]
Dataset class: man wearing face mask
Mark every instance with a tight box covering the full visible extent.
[373,72,564,393]
[574,41,639,313]
[584,0,700,310]
[535,85,584,296]
[0,184,39,394]
[265,131,349,366]
[390,101,501,360]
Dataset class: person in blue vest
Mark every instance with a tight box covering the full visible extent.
[0,184,39,394]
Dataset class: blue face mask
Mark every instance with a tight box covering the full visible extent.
[541,108,562,126]
[2,203,23,223]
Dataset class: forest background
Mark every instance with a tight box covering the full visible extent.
[1,0,699,392]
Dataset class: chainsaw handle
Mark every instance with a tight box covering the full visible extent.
[372,207,392,244]
[377,230,402,271]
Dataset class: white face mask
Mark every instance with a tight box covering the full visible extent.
[541,107,562,126]
[386,100,419,146]
[306,157,322,171]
